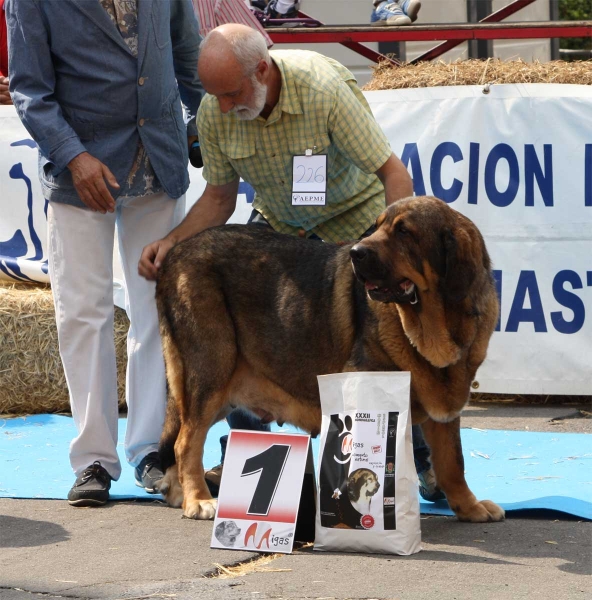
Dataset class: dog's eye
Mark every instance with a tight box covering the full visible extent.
[396,222,409,235]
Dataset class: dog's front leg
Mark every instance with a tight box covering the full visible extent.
[175,419,217,520]
[421,417,505,523]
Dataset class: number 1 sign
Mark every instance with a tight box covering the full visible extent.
[211,430,312,554]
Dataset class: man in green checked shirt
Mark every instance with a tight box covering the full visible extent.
[138,23,443,503]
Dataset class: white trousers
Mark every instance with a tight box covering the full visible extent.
[48,192,184,480]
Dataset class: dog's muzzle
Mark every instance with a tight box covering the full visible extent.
[350,245,417,304]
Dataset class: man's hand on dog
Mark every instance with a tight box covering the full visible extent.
[68,152,119,213]
[138,237,176,281]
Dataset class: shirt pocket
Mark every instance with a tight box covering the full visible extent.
[218,139,259,183]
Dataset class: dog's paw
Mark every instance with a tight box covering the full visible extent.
[456,499,505,523]
[183,498,217,520]
[156,465,183,508]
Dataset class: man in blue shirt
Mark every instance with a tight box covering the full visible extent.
[7,0,203,507]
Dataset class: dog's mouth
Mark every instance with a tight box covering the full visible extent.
[359,274,418,304]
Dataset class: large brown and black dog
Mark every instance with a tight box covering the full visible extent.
[155,196,504,523]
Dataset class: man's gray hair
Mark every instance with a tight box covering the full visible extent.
[200,27,271,76]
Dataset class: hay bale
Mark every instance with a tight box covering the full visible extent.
[0,282,129,415]
[364,58,592,90]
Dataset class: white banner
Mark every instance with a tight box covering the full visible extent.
[367,84,592,395]
[1,84,591,394]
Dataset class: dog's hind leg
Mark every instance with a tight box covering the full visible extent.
[156,269,236,513]
[154,290,187,508]
[156,395,183,507]
[170,274,237,520]
[422,418,505,522]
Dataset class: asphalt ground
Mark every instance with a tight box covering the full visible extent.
[1,402,590,600]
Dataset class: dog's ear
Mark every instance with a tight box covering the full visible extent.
[441,226,478,304]
[347,471,363,502]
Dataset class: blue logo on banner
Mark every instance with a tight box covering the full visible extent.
[238,180,255,204]
[0,139,48,282]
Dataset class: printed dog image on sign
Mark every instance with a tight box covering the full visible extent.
[213,520,241,548]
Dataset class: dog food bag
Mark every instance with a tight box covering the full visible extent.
[314,372,421,555]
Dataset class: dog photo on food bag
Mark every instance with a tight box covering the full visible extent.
[347,468,380,517]
[318,413,384,530]
[155,196,504,525]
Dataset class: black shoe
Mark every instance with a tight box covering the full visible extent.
[134,452,164,494]
[68,461,112,507]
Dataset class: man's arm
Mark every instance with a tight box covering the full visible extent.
[6,0,117,212]
[138,178,239,281]
[170,0,203,139]
[376,153,413,206]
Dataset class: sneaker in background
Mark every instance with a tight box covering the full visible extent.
[205,463,223,487]
[371,1,412,26]
[399,0,421,22]
[134,451,164,494]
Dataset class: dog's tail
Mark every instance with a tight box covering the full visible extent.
[156,289,183,476]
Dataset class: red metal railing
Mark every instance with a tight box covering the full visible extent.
[412,0,537,62]
[268,21,591,46]
[269,0,591,66]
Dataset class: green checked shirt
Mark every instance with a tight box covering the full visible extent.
[198,50,392,242]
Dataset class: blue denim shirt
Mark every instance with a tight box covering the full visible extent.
[6,0,203,205]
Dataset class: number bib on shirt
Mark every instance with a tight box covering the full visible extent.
[292,152,327,206]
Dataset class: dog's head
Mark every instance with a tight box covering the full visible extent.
[347,468,380,503]
[350,196,490,306]
[214,520,241,547]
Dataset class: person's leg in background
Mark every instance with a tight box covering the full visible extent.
[48,202,119,506]
[205,407,271,492]
[413,424,445,502]
[117,191,186,492]
[264,0,300,19]
[370,0,421,26]
[399,0,421,21]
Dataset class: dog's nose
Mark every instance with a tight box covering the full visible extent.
[350,245,368,262]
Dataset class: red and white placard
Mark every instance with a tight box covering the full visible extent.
[211,430,311,554]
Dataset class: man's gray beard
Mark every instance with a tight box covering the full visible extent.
[233,76,267,121]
